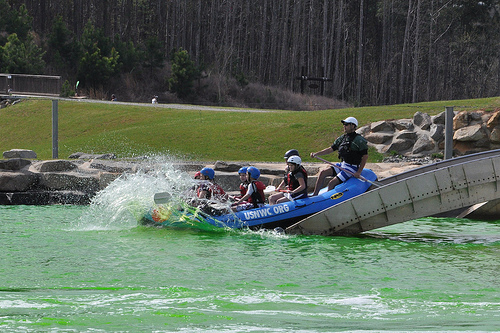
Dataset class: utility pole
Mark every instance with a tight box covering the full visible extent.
[444,106,454,160]
[52,99,58,159]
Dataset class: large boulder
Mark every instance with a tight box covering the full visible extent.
[89,160,138,173]
[412,133,436,154]
[0,191,91,205]
[453,141,484,155]
[453,124,487,142]
[213,161,243,172]
[3,149,37,159]
[0,171,39,191]
[413,111,432,130]
[357,125,371,136]
[430,124,444,142]
[486,110,500,131]
[393,119,414,131]
[0,158,31,171]
[432,111,447,125]
[98,172,122,190]
[453,111,471,130]
[365,132,393,144]
[453,111,484,130]
[395,130,418,141]
[382,139,414,153]
[490,127,500,143]
[38,173,100,193]
[32,160,78,172]
[370,120,394,133]
[69,152,117,159]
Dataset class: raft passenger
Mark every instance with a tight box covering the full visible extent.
[232,166,266,211]
[274,149,300,193]
[230,167,249,201]
[269,156,308,205]
[197,167,228,202]
[310,116,368,196]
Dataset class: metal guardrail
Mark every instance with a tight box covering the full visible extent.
[0,73,61,96]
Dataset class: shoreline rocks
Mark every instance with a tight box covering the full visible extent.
[359,109,500,157]
[0,151,426,205]
[0,157,121,205]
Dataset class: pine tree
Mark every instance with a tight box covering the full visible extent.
[168,48,199,99]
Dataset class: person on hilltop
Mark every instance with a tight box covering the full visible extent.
[111,94,117,101]
[196,167,227,202]
[310,116,368,196]
[232,166,266,211]
[152,95,158,104]
[269,156,308,205]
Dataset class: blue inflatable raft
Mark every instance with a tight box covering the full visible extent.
[140,169,378,231]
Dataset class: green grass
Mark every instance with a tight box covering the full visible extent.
[2,96,500,162]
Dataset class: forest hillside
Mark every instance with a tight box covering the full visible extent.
[2,1,500,108]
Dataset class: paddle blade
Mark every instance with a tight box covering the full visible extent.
[264,185,276,194]
[154,192,172,204]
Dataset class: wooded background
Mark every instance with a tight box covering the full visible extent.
[4,0,500,106]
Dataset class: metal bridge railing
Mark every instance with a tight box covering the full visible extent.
[0,73,61,96]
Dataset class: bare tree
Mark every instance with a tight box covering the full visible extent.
[411,0,421,103]
[356,0,364,103]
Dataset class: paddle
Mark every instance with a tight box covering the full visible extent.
[264,185,291,194]
[313,156,382,187]
[264,185,276,194]
[153,192,172,204]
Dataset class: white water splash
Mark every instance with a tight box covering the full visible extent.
[77,155,197,230]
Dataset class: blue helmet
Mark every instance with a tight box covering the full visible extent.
[246,166,261,180]
[238,166,248,174]
[200,167,215,180]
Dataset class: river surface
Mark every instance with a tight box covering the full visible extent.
[1,163,499,332]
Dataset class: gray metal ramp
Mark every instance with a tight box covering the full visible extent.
[286,151,500,236]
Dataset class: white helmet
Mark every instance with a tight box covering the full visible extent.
[341,116,358,127]
[287,155,302,166]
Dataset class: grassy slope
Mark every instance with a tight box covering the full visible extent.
[2,97,500,162]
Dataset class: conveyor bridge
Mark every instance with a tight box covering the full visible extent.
[286,150,500,236]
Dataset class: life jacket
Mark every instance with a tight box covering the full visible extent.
[248,181,266,207]
[239,182,249,197]
[287,166,308,198]
[338,132,364,165]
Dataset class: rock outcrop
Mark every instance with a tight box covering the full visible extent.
[359,109,500,157]
[0,157,124,205]
[0,152,425,205]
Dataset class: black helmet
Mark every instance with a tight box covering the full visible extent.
[284,149,300,159]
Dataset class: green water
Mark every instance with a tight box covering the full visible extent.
[1,205,499,332]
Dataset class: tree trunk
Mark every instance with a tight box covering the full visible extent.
[411,0,421,103]
[356,0,364,103]
[333,0,344,98]
[426,0,435,101]
[399,0,413,103]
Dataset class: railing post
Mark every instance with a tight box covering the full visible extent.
[52,99,58,159]
[444,106,454,160]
